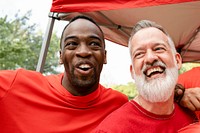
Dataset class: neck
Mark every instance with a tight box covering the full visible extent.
[134,95,174,115]
[62,72,98,96]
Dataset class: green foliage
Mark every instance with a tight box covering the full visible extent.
[111,82,138,100]
[0,11,60,74]
[179,63,200,74]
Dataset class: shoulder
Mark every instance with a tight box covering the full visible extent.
[175,103,197,120]
[179,67,200,78]
[0,69,46,99]
[178,67,200,87]
[46,73,63,81]
[99,84,128,102]
[178,122,200,133]
[0,68,44,81]
[98,101,132,123]
[92,102,132,133]
[17,69,47,81]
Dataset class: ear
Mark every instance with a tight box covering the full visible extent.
[130,64,135,79]
[103,50,107,64]
[59,50,63,65]
[175,53,182,70]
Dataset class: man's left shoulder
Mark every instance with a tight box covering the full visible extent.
[100,84,128,101]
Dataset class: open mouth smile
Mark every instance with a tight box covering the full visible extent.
[78,64,92,71]
[75,62,94,75]
[144,66,165,78]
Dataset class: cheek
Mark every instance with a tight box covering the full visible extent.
[134,66,142,76]
[132,60,143,76]
[96,52,106,63]
[62,52,73,64]
[163,55,177,68]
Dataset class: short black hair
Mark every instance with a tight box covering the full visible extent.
[60,15,104,49]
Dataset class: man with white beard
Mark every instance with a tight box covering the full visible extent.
[92,20,198,133]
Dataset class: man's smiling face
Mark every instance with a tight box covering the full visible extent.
[60,18,106,95]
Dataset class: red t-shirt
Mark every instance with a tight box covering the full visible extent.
[93,100,197,133]
[178,67,200,88]
[178,122,200,133]
[178,67,200,119]
[0,69,128,133]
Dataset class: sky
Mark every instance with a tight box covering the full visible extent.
[0,0,133,85]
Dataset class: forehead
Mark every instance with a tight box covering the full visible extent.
[64,19,103,38]
[131,27,168,47]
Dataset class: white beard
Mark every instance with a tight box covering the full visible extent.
[134,62,178,103]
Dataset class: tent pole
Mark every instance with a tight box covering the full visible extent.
[36,17,55,73]
[96,11,130,37]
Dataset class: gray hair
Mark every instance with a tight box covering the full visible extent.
[128,20,177,54]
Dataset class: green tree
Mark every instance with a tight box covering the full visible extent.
[111,82,138,100]
[179,63,200,74]
[0,11,60,74]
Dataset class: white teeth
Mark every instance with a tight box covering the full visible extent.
[79,64,90,69]
[146,67,163,76]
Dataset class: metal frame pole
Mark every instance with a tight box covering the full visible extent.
[36,17,55,73]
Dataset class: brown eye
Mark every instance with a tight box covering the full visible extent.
[89,41,102,50]
[67,42,77,46]
[90,42,100,46]
[65,42,78,49]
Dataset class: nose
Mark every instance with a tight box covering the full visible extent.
[144,50,158,65]
[76,44,92,57]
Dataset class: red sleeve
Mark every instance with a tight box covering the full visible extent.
[178,67,200,89]
[178,122,200,133]
[0,70,18,99]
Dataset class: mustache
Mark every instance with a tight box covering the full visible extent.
[142,60,166,72]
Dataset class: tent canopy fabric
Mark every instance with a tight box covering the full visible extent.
[37,0,200,72]
[50,0,194,12]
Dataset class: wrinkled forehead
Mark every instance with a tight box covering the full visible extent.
[133,27,167,41]
[128,27,170,56]
[131,27,168,47]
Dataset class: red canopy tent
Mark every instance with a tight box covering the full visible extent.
[36,0,200,72]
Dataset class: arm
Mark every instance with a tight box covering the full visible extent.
[176,67,200,111]
[0,70,17,99]
[175,84,200,111]
[179,87,200,111]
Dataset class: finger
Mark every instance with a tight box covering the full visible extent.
[194,96,200,111]
[189,96,200,111]
[174,89,184,103]
[177,89,184,95]
[180,100,196,111]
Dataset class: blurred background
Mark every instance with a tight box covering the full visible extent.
[1,0,200,99]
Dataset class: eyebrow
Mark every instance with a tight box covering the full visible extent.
[132,42,167,55]
[89,35,102,42]
[154,42,168,48]
[64,36,77,42]
[64,35,102,42]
